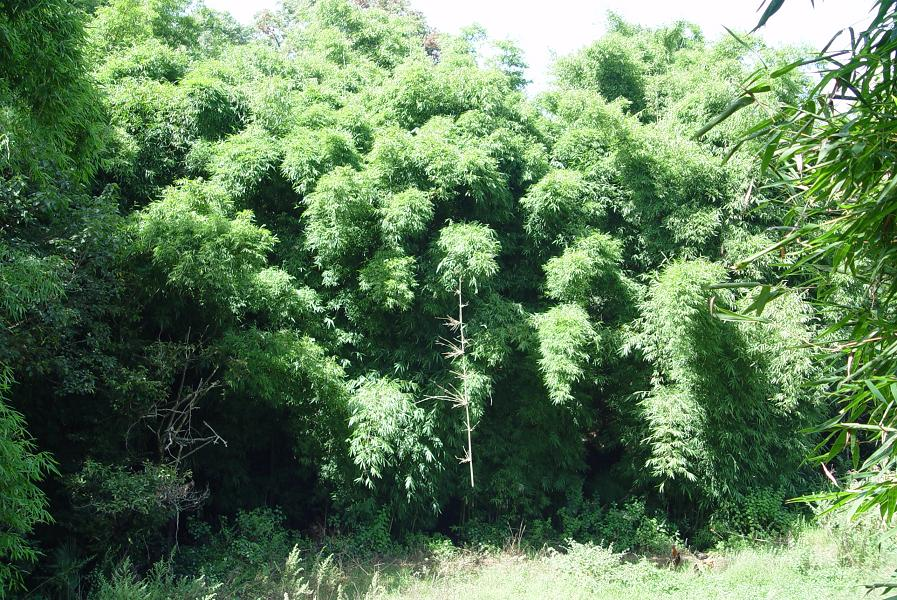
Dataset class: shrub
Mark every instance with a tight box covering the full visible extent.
[451,519,508,554]
[552,540,665,590]
[814,507,892,568]
[346,509,394,556]
[710,489,801,543]
[424,535,460,561]
[89,547,348,600]
[66,460,197,564]
[89,559,218,600]
[179,507,298,592]
[559,496,678,554]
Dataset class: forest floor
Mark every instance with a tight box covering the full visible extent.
[332,528,897,600]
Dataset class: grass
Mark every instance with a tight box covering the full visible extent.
[357,525,897,600]
[371,544,890,600]
[85,515,897,599]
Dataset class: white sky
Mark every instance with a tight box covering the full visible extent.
[205,0,875,91]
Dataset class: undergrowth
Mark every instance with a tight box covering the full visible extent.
[45,502,895,600]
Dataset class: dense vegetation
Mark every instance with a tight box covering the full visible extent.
[712,0,897,524]
[0,0,892,597]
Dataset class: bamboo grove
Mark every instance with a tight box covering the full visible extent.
[0,0,845,593]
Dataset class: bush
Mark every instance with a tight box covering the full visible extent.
[90,559,218,600]
[551,540,665,591]
[423,535,460,561]
[559,496,678,554]
[709,489,801,544]
[179,507,298,591]
[66,460,195,564]
[451,519,508,554]
[335,508,394,556]
[448,517,554,554]
[89,548,355,600]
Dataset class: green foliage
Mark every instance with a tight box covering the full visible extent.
[336,507,395,556]
[170,508,357,599]
[65,459,203,566]
[543,530,887,600]
[83,520,897,600]
[101,78,195,199]
[614,125,734,265]
[710,488,800,542]
[0,0,104,180]
[811,508,892,569]
[181,508,295,586]
[384,59,512,131]
[90,558,219,600]
[0,2,843,596]
[629,259,814,503]
[97,38,189,82]
[379,188,433,248]
[223,329,347,406]
[88,0,193,54]
[0,243,65,321]
[490,40,529,90]
[543,233,622,305]
[209,125,282,201]
[633,259,727,385]
[704,0,897,522]
[348,377,442,507]
[520,170,590,246]
[358,250,417,311]
[532,304,598,406]
[0,368,58,595]
[434,222,500,292]
[304,167,380,270]
[559,495,678,554]
[68,460,183,523]
[281,127,360,195]
[133,179,277,314]
[554,27,649,113]
[178,70,242,140]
